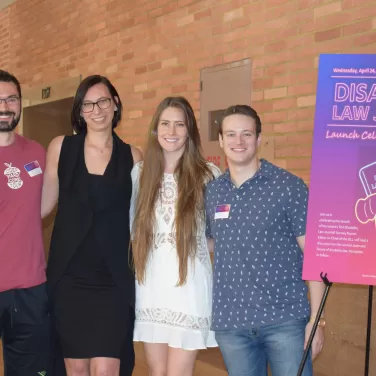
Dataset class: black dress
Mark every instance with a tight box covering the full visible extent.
[47,133,135,374]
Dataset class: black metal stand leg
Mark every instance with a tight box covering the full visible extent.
[296,272,332,376]
[365,285,373,376]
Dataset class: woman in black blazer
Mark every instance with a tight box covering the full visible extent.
[42,75,142,376]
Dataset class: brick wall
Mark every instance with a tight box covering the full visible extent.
[0,1,376,375]
[0,6,10,69]
[0,0,374,182]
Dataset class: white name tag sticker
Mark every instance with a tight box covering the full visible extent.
[215,204,231,219]
[24,160,42,177]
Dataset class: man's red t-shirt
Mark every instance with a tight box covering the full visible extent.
[0,134,46,292]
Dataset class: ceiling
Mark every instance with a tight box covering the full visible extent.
[0,0,16,11]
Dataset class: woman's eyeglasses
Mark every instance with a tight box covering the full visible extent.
[81,98,112,113]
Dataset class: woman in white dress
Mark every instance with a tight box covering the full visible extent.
[131,96,220,376]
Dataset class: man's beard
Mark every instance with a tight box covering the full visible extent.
[0,111,20,132]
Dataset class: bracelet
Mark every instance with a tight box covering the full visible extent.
[309,316,326,327]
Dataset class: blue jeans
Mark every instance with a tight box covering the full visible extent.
[215,318,312,376]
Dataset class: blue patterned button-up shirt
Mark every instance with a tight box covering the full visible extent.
[205,159,310,330]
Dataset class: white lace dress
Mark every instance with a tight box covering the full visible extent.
[130,161,220,350]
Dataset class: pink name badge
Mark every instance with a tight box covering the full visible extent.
[24,160,42,177]
[215,204,231,219]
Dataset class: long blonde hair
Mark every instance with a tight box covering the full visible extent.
[132,96,214,286]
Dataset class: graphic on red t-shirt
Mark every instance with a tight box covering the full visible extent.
[3,162,23,189]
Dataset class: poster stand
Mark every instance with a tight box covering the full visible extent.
[297,276,373,376]
[364,285,373,376]
[297,272,332,376]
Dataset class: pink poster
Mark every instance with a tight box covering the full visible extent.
[303,54,376,285]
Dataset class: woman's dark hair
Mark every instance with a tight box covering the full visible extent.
[71,75,123,134]
[0,70,21,98]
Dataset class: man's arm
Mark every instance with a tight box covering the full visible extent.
[297,235,325,360]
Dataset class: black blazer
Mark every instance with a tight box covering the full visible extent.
[46,132,135,305]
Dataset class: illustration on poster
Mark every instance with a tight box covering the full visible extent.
[355,161,376,224]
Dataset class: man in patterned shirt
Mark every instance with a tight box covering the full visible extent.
[205,105,325,376]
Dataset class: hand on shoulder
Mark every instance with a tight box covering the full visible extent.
[207,161,222,179]
[130,145,143,165]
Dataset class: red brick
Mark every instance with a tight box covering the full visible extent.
[172,66,187,75]
[349,4,376,21]
[253,78,273,91]
[149,7,163,18]
[273,97,297,111]
[292,70,318,85]
[223,8,244,23]
[293,8,314,24]
[287,133,313,144]
[178,0,200,7]
[288,108,316,122]
[231,17,251,29]
[242,1,264,15]
[273,75,292,87]
[135,66,147,74]
[252,68,265,79]
[265,63,290,76]
[156,0,172,6]
[342,19,373,35]
[194,8,211,21]
[122,52,134,61]
[264,50,294,66]
[314,35,353,54]
[265,40,288,54]
[230,38,250,51]
[286,157,312,170]
[142,90,157,99]
[172,84,188,94]
[275,133,313,147]
[147,61,162,72]
[223,51,247,63]
[313,12,352,32]
[354,43,376,54]
[95,21,106,30]
[353,31,376,46]
[297,0,322,10]
[275,145,312,158]
[147,1,158,10]
[314,27,342,42]
[314,2,342,19]
[274,159,287,169]
[187,1,207,14]
[252,101,274,114]
[265,1,296,21]
[252,91,264,102]
[288,83,316,96]
[265,0,292,8]
[263,111,289,124]
[287,34,314,50]
[343,0,370,9]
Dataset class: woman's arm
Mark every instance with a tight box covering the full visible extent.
[41,136,64,218]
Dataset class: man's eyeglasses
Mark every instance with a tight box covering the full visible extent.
[81,98,112,113]
[0,96,20,105]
